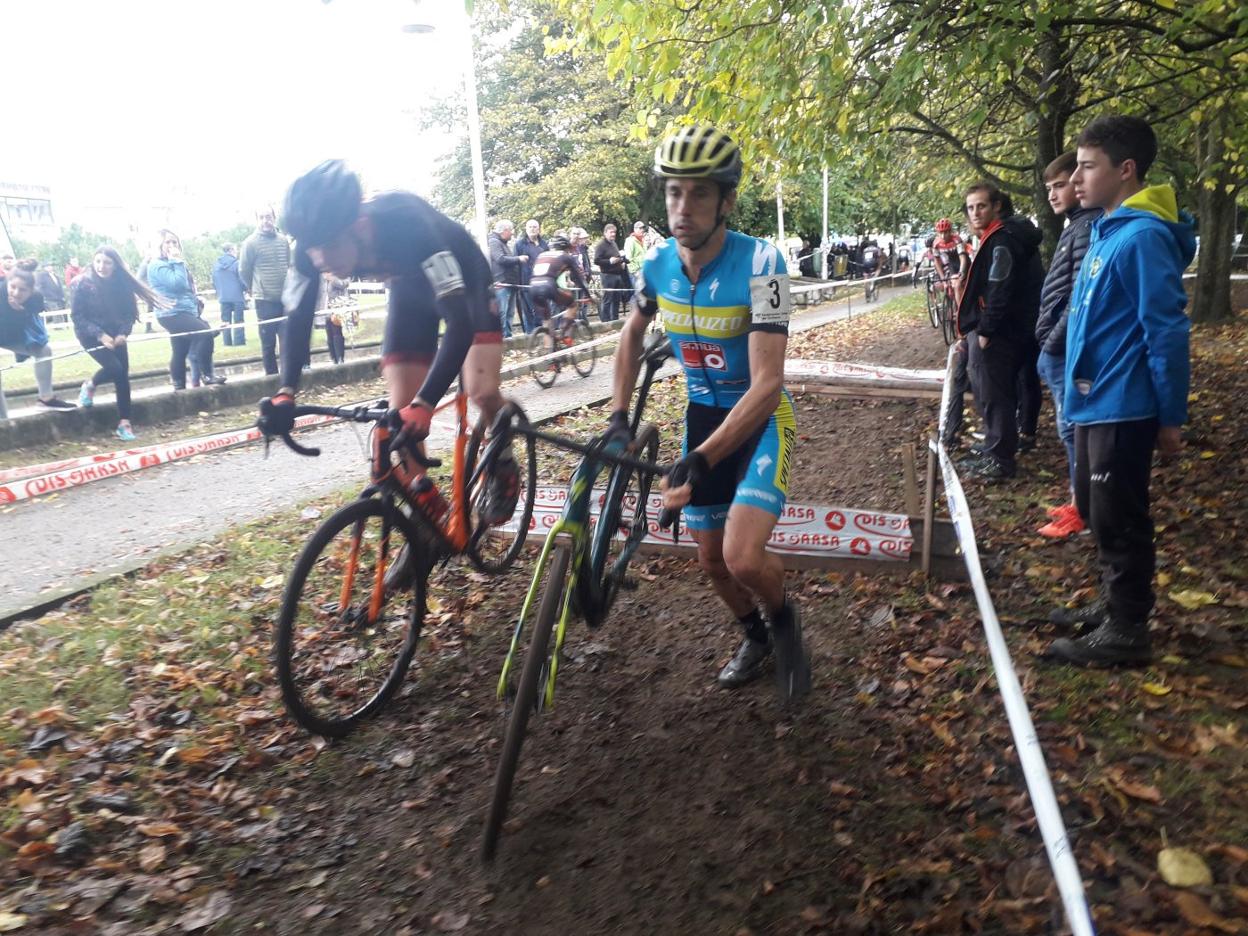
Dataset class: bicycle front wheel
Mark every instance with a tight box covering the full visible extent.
[465,414,538,574]
[275,497,428,738]
[942,292,958,346]
[926,282,939,328]
[527,327,557,388]
[482,545,570,862]
[578,422,659,626]
[571,320,596,378]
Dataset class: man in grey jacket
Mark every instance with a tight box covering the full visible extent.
[240,206,292,375]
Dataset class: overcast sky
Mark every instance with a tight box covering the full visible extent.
[5,0,468,236]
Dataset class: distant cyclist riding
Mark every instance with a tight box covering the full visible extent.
[258,160,519,524]
[931,218,968,296]
[604,125,811,702]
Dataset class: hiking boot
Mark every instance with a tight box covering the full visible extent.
[483,453,520,526]
[717,636,772,688]
[1044,619,1151,668]
[1048,597,1107,632]
[768,600,812,703]
[1038,504,1085,538]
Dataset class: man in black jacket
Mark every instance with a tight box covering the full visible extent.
[513,219,547,334]
[1035,151,1102,537]
[956,182,1045,480]
[487,220,525,339]
[593,223,629,322]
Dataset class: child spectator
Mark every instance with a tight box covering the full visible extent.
[0,259,75,416]
[1046,115,1193,667]
[72,246,165,441]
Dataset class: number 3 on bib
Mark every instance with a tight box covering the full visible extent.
[749,273,791,327]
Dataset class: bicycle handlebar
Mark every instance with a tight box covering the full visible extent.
[656,461,688,539]
[258,397,440,467]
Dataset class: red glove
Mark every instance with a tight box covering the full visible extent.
[394,402,433,448]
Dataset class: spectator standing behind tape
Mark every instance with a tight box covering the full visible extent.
[624,221,648,272]
[35,263,66,311]
[147,230,223,390]
[72,246,167,442]
[0,259,76,417]
[63,257,83,289]
[239,206,291,375]
[212,243,247,347]
[487,220,525,339]
[593,223,628,322]
[513,219,547,334]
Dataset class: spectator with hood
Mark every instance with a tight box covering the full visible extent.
[212,242,247,346]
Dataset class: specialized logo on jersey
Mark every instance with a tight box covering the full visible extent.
[679,340,727,370]
[752,241,780,276]
[708,277,721,301]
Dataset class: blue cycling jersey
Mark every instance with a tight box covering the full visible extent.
[635,230,791,408]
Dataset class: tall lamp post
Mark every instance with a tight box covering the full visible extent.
[402,11,489,253]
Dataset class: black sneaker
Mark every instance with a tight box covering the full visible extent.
[717,636,772,688]
[768,600,812,703]
[38,397,76,410]
[1049,598,1107,633]
[1044,619,1150,668]
[959,454,1015,480]
[1018,434,1037,453]
[483,453,520,526]
[203,375,227,386]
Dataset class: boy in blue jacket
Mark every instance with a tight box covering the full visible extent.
[1046,115,1193,667]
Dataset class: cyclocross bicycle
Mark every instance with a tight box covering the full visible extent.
[481,332,673,861]
[264,388,538,738]
[528,298,598,389]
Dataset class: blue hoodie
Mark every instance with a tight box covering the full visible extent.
[212,252,245,304]
[1064,185,1194,428]
[146,258,198,318]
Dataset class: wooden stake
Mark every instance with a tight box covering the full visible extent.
[901,443,920,516]
[922,438,938,577]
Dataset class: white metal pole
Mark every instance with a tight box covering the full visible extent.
[460,11,489,254]
[775,178,785,253]
[821,166,829,279]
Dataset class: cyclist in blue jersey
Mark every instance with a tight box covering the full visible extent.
[603,125,810,702]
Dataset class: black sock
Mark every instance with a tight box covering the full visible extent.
[739,609,768,644]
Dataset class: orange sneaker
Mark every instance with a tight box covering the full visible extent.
[1038,505,1085,538]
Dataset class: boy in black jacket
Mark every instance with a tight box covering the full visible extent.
[956,182,1045,480]
[1035,151,1102,537]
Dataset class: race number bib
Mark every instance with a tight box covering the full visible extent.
[748,273,791,326]
[422,250,465,298]
[532,261,550,277]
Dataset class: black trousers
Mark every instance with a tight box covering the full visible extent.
[255,299,284,375]
[86,344,132,421]
[1074,419,1159,626]
[967,333,1022,472]
[325,321,346,364]
[600,273,627,322]
[941,339,970,444]
[1016,336,1042,437]
[159,312,215,389]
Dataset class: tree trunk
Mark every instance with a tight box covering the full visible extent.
[1191,184,1237,323]
[1032,29,1077,263]
[1191,116,1240,324]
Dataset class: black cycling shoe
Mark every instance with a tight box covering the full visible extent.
[769,600,812,703]
[717,636,772,689]
[1044,619,1150,668]
[483,453,520,526]
[1049,597,1108,633]
[383,542,415,593]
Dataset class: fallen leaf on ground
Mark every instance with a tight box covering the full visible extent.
[1158,847,1213,887]
[1169,589,1218,611]
[178,890,233,932]
[1172,892,1242,933]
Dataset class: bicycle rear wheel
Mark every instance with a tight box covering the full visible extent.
[482,545,569,862]
[571,320,596,377]
[577,423,659,626]
[527,327,557,388]
[275,497,429,738]
[465,412,538,574]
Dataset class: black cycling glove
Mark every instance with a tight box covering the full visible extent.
[601,409,631,449]
[666,450,709,493]
[257,393,296,438]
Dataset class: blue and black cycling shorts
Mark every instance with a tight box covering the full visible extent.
[681,393,796,531]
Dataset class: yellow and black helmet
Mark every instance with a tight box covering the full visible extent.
[653,125,742,189]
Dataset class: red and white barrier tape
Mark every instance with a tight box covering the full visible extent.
[505,487,913,561]
[933,345,1095,936]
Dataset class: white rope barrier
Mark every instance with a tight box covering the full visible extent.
[934,345,1095,936]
